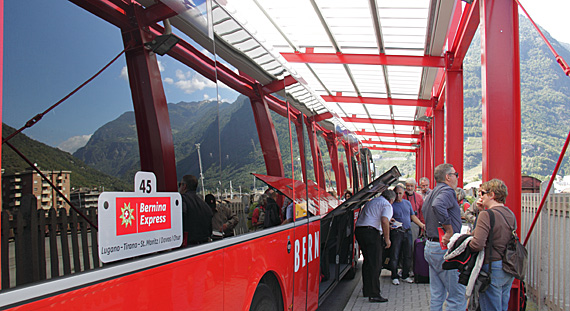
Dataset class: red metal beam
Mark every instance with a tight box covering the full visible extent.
[480,1,521,308]
[433,108,444,167]
[140,1,178,26]
[445,68,464,187]
[261,75,297,94]
[355,131,420,139]
[449,0,480,70]
[362,141,416,148]
[69,0,131,30]
[281,52,445,67]
[121,9,177,192]
[312,112,333,122]
[367,147,416,153]
[342,117,428,127]
[249,84,285,177]
[322,95,432,107]
[306,120,326,187]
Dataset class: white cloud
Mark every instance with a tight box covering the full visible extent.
[203,94,210,100]
[57,134,92,154]
[120,66,128,81]
[165,69,217,94]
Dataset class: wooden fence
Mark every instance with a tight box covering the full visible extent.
[1,194,99,289]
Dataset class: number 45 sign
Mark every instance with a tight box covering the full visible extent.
[98,172,183,263]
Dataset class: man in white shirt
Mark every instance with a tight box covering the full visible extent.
[355,189,395,303]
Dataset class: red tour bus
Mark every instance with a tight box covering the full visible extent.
[0,165,400,310]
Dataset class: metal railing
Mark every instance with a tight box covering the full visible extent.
[522,193,570,311]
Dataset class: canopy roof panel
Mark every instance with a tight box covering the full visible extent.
[149,0,457,150]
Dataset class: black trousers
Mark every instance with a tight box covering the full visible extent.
[355,227,384,298]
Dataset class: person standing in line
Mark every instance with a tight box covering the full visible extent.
[355,189,395,303]
[422,164,466,311]
[420,177,432,199]
[469,179,516,311]
[405,178,424,243]
[179,175,213,246]
[390,184,426,285]
[205,194,239,237]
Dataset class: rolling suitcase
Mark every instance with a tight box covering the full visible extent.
[414,236,430,283]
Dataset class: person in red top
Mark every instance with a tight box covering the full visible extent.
[404,178,424,222]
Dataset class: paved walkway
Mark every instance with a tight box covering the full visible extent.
[343,270,431,311]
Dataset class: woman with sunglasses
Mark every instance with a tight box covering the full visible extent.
[468,179,517,311]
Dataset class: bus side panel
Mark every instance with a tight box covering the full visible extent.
[223,229,294,311]
[306,221,321,311]
[9,250,225,311]
[293,225,308,311]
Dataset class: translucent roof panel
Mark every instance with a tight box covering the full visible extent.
[204,0,455,154]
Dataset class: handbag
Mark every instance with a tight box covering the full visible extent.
[493,209,528,280]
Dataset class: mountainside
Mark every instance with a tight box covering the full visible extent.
[463,16,570,180]
[1,124,130,190]
[73,96,296,191]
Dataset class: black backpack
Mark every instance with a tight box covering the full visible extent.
[264,200,281,228]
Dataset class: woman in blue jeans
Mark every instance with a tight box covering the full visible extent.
[469,179,517,311]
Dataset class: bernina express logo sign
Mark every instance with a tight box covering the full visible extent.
[98,172,182,263]
[115,197,171,235]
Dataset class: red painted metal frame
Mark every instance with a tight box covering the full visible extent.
[356,131,420,139]
[121,5,177,192]
[325,133,341,196]
[445,65,464,187]
[262,75,297,94]
[343,141,354,191]
[432,108,444,168]
[361,141,416,148]
[306,119,326,187]
[448,0,480,70]
[367,147,416,153]
[69,0,131,29]
[480,1,522,310]
[281,52,445,67]
[294,118,309,184]
[249,84,285,177]
[321,95,432,107]
[312,112,333,122]
[425,125,434,185]
[342,117,427,127]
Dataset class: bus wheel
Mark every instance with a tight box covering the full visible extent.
[250,283,277,311]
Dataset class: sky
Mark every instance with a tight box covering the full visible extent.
[2,0,570,152]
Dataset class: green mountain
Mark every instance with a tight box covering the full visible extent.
[73,96,303,192]
[1,123,130,190]
[463,16,570,181]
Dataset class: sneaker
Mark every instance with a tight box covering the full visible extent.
[392,278,400,285]
[404,277,414,283]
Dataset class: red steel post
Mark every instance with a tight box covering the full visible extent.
[480,1,521,309]
[306,120,326,188]
[433,108,445,169]
[445,58,464,187]
[249,85,285,177]
[121,6,177,191]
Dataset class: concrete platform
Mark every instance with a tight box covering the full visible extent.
[343,270,431,311]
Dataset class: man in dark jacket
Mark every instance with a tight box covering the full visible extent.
[179,175,213,246]
[422,163,466,311]
[264,190,281,228]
